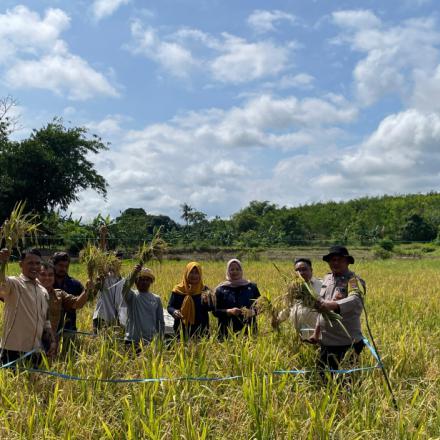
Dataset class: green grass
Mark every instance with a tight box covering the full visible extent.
[0,259,439,439]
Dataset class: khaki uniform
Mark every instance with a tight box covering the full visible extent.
[318,270,365,346]
[0,275,51,352]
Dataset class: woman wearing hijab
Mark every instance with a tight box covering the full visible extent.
[213,259,260,339]
[167,262,213,339]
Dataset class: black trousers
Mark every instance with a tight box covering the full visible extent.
[0,349,42,369]
[318,340,365,373]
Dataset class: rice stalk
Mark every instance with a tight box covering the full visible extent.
[135,227,168,266]
[256,264,344,334]
[0,201,39,280]
[125,228,168,288]
[79,243,122,283]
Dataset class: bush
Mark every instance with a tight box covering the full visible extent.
[373,245,392,259]
[378,238,394,252]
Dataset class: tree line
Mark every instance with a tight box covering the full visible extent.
[1,96,439,252]
[24,193,440,253]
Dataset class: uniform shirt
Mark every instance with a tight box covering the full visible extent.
[53,275,84,331]
[93,275,125,323]
[318,270,366,346]
[278,277,322,332]
[123,288,165,343]
[213,283,260,337]
[48,288,83,334]
[0,275,51,352]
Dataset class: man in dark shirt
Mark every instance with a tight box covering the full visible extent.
[52,252,84,335]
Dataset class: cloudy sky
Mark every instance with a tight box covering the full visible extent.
[1,0,440,221]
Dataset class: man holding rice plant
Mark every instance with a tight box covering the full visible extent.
[310,245,366,373]
[275,257,322,338]
[92,250,126,333]
[52,252,85,334]
[122,264,165,350]
[0,248,57,367]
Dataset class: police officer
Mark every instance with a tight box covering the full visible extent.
[310,245,366,372]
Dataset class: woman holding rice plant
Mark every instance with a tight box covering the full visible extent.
[167,262,214,339]
[213,259,260,339]
[309,246,366,373]
[38,261,91,346]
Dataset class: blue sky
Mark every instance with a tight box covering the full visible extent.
[1,0,440,221]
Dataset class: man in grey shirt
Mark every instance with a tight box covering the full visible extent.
[122,265,164,350]
[310,246,366,373]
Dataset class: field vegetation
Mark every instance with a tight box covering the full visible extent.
[0,258,439,439]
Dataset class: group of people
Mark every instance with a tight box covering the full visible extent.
[0,245,366,374]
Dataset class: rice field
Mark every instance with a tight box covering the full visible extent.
[0,258,439,439]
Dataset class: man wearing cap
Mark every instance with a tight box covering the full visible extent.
[310,245,366,372]
[275,258,322,337]
[122,264,165,348]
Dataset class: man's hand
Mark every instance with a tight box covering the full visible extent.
[173,310,183,319]
[134,263,143,273]
[226,307,242,317]
[47,341,58,358]
[316,299,339,312]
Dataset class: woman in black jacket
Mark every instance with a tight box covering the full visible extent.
[213,259,260,339]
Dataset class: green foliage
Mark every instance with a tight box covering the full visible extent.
[0,118,108,220]
[372,245,392,259]
[399,213,437,242]
[378,238,394,252]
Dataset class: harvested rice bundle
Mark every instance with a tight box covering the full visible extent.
[79,243,122,282]
[256,265,344,334]
[126,228,168,288]
[135,227,168,265]
[285,271,342,326]
[0,201,39,280]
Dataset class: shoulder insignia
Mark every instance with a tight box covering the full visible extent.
[348,276,365,296]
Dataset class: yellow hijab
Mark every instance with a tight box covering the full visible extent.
[172,262,204,325]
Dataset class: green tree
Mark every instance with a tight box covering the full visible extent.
[0,118,108,219]
[400,214,437,242]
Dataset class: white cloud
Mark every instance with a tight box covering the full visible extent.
[129,21,199,77]
[412,64,440,112]
[67,93,356,219]
[0,5,70,62]
[332,10,381,30]
[0,5,118,100]
[210,34,293,83]
[91,0,130,21]
[6,52,118,100]
[332,10,440,106]
[129,22,295,83]
[247,9,296,34]
[302,109,440,197]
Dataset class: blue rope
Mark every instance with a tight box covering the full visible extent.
[1,333,382,382]
[0,348,39,369]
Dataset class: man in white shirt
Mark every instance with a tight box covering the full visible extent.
[276,257,322,337]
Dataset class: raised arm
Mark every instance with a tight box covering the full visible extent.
[0,248,11,287]
[122,263,142,301]
[62,280,94,310]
